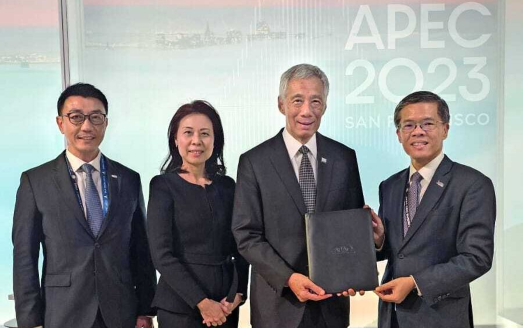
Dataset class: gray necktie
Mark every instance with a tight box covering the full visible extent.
[404,172,423,236]
[82,164,104,237]
[298,146,316,214]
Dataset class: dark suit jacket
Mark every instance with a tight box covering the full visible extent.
[12,152,157,328]
[377,155,496,328]
[232,130,364,328]
[146,173,249,326]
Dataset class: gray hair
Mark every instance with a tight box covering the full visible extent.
[394,91,450,127]
[279,64,329,99]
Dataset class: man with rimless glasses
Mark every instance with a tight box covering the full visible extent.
[370,91,496,328]
[12,83,157,328]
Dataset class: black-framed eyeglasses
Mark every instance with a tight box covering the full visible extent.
[61,112,107,125]
[398,120,445,133]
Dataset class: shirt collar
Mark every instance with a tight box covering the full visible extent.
[282,128,318,160]
[409,151,445,184]
[66,149,102,173]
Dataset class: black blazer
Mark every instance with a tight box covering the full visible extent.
[232,131,364,328]
[377,156,496,328]
[147,173,249,323]
[12,152,157,328]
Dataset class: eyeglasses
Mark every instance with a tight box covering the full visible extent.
[398,120,445,133]
[62,112,107,125]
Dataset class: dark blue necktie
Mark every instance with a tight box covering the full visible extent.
[82,164,104,237]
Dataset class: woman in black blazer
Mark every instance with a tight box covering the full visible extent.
[147,100,248,327]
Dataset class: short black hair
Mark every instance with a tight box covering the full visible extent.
[57,83,108,115]
[394,91,450,127]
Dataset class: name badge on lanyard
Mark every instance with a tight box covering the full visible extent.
[403,187,412,229]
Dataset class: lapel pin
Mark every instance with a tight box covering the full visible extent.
[111,175,118,179]
[321,157,327,163]
[436,180,444,187]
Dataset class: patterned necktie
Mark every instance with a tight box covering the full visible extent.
[404,172,423,236]
[82,164,104,237]
[298,145,316,213]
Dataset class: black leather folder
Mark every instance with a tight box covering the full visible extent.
[305,208,379,293]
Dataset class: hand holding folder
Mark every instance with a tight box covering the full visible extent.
[287,273,332,302]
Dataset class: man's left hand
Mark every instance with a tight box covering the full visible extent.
[364,205,384,248]
[135,316,154,328]
[374,276,415,304]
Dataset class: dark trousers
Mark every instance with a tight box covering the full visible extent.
[92,310,109,328]
[391,309,400,328]
[297,302,327,328]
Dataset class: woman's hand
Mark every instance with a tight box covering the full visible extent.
[219,293,243,315]
[197,298,227,327]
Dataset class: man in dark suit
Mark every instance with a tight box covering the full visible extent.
[12,83,157,328]
[232,64,365,328]
[372,91,496,328]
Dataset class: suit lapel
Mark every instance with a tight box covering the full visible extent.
[97,156,120,238]
[269,132,307,216]
[401,156,453,249]
[52,152,93,237]
[315,133,333,213]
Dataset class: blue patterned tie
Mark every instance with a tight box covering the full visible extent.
[404,172,423,236]
[82,164,104,237]
[299,146,316,213]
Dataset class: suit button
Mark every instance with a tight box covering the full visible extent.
[95,243,100,248]
[398,254,405,259]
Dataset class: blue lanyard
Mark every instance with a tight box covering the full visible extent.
[99,156,109,217]
[65,153,110,218]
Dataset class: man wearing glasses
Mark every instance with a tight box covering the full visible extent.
[370,91,496,328]
[12,83,157,328]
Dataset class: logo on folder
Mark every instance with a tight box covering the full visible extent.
[331,245,356,255]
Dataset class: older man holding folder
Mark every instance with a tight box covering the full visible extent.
[232,64,366,328]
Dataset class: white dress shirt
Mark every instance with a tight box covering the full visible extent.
[66,150,104,216]
[282,128,318,182]
[408,151,445,200]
